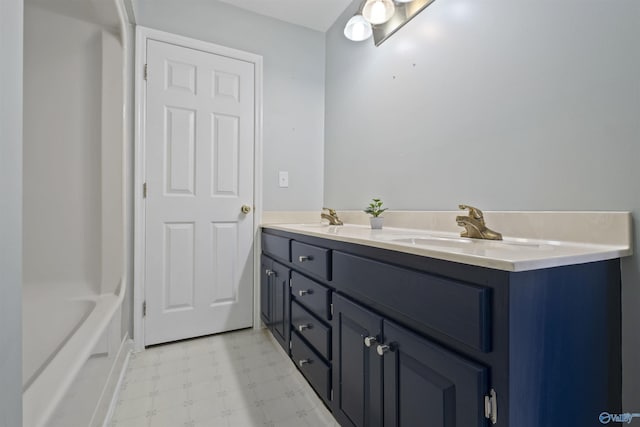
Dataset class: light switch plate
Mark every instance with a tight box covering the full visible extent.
[279,171,289,188]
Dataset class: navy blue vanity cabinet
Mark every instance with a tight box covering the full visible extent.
[261,230,335,403]
[332,293,489,427]
[260,228,622,427]
[260,233,292,354]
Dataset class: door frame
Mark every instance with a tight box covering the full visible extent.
[133,26,263,351]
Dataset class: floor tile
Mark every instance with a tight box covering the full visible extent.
[113,394,154,421]
[109,414,150,427]
[109,329,336,427]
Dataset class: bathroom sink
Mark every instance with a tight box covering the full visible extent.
[388,235,544,250]
[390,236,474,249]
[293,223,350,234]
[295,223,364,230]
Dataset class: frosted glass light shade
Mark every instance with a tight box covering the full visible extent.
[344,15,373,41]
[362,0,395,25]
[394,0,414,3]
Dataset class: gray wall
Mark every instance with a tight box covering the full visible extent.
[133,0,326,211]
[0,0,22,424]
[325,0,640,406]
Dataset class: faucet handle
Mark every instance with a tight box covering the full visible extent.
[322,207,337,216]
[458,204,484,221]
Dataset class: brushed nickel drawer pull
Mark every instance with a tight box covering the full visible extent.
[298,359,311,367]
[298,324,312,332]
[298,289,312,297]
[298,255,313,262]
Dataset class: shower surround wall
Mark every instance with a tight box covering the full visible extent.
[324,0,640,408]
[23,1,128,425]
[23,4,104,298]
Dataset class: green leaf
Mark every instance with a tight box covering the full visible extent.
[364,197,389,217]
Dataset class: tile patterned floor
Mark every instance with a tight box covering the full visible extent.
[109,328,338,427]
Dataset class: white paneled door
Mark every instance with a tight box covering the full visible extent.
[143,39,255,346]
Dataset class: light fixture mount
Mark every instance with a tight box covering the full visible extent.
[343,0,438,46]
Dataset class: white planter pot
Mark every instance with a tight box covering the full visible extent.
[369,217,384,229]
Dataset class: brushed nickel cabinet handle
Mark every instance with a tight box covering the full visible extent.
[377,344,390,356]
[364,336,378,347]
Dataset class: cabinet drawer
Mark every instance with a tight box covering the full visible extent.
[291,332,331,404]
[262,233,290,262]
[291,301,331,360]
[291,241,331,280]
[333,251,492,352]
[291,271,331,321]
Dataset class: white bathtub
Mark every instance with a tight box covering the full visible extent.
[23,286,96,390]
[22,0,133,424]
[22,281,126,427]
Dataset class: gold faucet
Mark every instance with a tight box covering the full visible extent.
[321,207,343,225]
[456,204,502,240]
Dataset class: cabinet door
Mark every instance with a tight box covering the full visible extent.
[270,261,290,353]
[332,294,383,427]
[260,255,272,326]
[382,320,489,427]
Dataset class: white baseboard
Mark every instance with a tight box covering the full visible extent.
[100,336,134,427]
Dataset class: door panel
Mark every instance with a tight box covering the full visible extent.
[209,222,238,304]
[332,294,383,427]
[144,39,255,345]
[211,114,239,195]
[163,222,195,310]
[164,107,195,195]
[383,320,489,427]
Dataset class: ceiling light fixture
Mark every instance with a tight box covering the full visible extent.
[344,0,437,46]
[362,0,395,25]
[344,14,373,41]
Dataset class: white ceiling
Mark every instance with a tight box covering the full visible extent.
[217,0,353,32]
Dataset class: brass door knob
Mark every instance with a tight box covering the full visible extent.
[241,205,251,214]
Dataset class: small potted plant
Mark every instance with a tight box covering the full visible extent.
[364,198,387,229]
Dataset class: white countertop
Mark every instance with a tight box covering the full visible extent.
[261,212,633,272]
